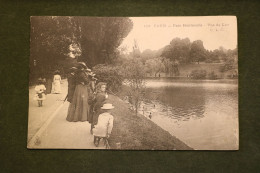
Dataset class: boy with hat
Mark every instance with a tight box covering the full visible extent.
[92,103,114,147]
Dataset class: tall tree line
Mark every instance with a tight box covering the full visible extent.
[161,37,237,64]
[120,37,238,77]
[30,16,133,79]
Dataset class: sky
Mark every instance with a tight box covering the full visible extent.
[120,16,237,53]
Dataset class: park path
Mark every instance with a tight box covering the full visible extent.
[27,80,105,149]
[27,80,68,142]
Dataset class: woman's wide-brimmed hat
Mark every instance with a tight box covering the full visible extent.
[86,68,92,72]
[89,72,96,76]
[54,70,60,74]
[77,62,87,69]
[101,103,114,110]
[69,67,78,72]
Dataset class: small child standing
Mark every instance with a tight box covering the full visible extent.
[92,103,114,147]
[34,78,46,107]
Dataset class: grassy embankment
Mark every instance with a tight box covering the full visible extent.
[107,93,193,150]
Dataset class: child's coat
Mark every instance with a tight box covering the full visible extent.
[93,112,114,137]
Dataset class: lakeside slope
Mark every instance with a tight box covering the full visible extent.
[107,95,193,150]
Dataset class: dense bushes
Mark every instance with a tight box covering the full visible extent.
[208,71,218,80]
[190,70,219,80]
[92,64,124,93]
[219,59,236,72]
[189,70,207,79]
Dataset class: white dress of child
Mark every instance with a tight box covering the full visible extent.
[34,84,46,101]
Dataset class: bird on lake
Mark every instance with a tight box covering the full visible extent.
[149,112,152,119]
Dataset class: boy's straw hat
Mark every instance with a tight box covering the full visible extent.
[54,70,60,74]
[69,67,78,71]
[37,78,43,82]
[101,103,114,110]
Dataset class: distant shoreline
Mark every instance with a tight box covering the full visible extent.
[144,76,238,80]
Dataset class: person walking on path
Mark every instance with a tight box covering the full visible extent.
[88,82,108,134]
[93,103,114,147]
[52,70,62,94]
[66,62,91,122]
[33,78,46,107]
[67,67,78,103]
[45,70,53,94]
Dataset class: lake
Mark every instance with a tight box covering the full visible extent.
[139,78,238,150]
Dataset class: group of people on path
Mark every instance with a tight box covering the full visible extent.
[33,70,62,107]
[65,62,114,147]
[33,62,115,147]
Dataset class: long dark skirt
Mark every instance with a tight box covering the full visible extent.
[88,109,104,125]
[45,78,52,94]
[87,104,94,123]
[66,84,89,122]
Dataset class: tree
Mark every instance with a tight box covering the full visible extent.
[123,59,146,116]
[30,17,133,80]
[92,64,124,93]
[139,49,156,64]
[30,17,78,79]
[161,38,191,63]
[77,17,133,66]
[190,40,207,64]
[160,38,192,76]
[161,58,172,76]
[145,58,165,77]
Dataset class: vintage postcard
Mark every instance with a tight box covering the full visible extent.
[28,16,238,150]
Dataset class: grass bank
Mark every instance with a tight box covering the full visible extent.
[107,94,193,150]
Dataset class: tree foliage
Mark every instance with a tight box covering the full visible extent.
[189,40,207,64]
[30,17,133,79]
[161,38,191,63]
[123,59,146,115]
[145,58,165,76]
[92,64,124,93]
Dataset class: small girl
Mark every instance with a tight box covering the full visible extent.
[34,78,46,107]
[92,103,114,147]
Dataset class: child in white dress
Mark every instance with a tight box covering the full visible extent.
[34,79,46,107]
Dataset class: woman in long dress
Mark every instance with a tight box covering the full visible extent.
[67,67,78,103]
[52,70,62,94]
[66,62,90,122]
[45,70,53,94]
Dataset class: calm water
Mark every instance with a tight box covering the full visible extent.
[139,78,238,150]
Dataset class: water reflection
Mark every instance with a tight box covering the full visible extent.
[142,84,206,121]
[138,79,238,150]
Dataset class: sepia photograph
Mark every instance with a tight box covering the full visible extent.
[28,16,238,150]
